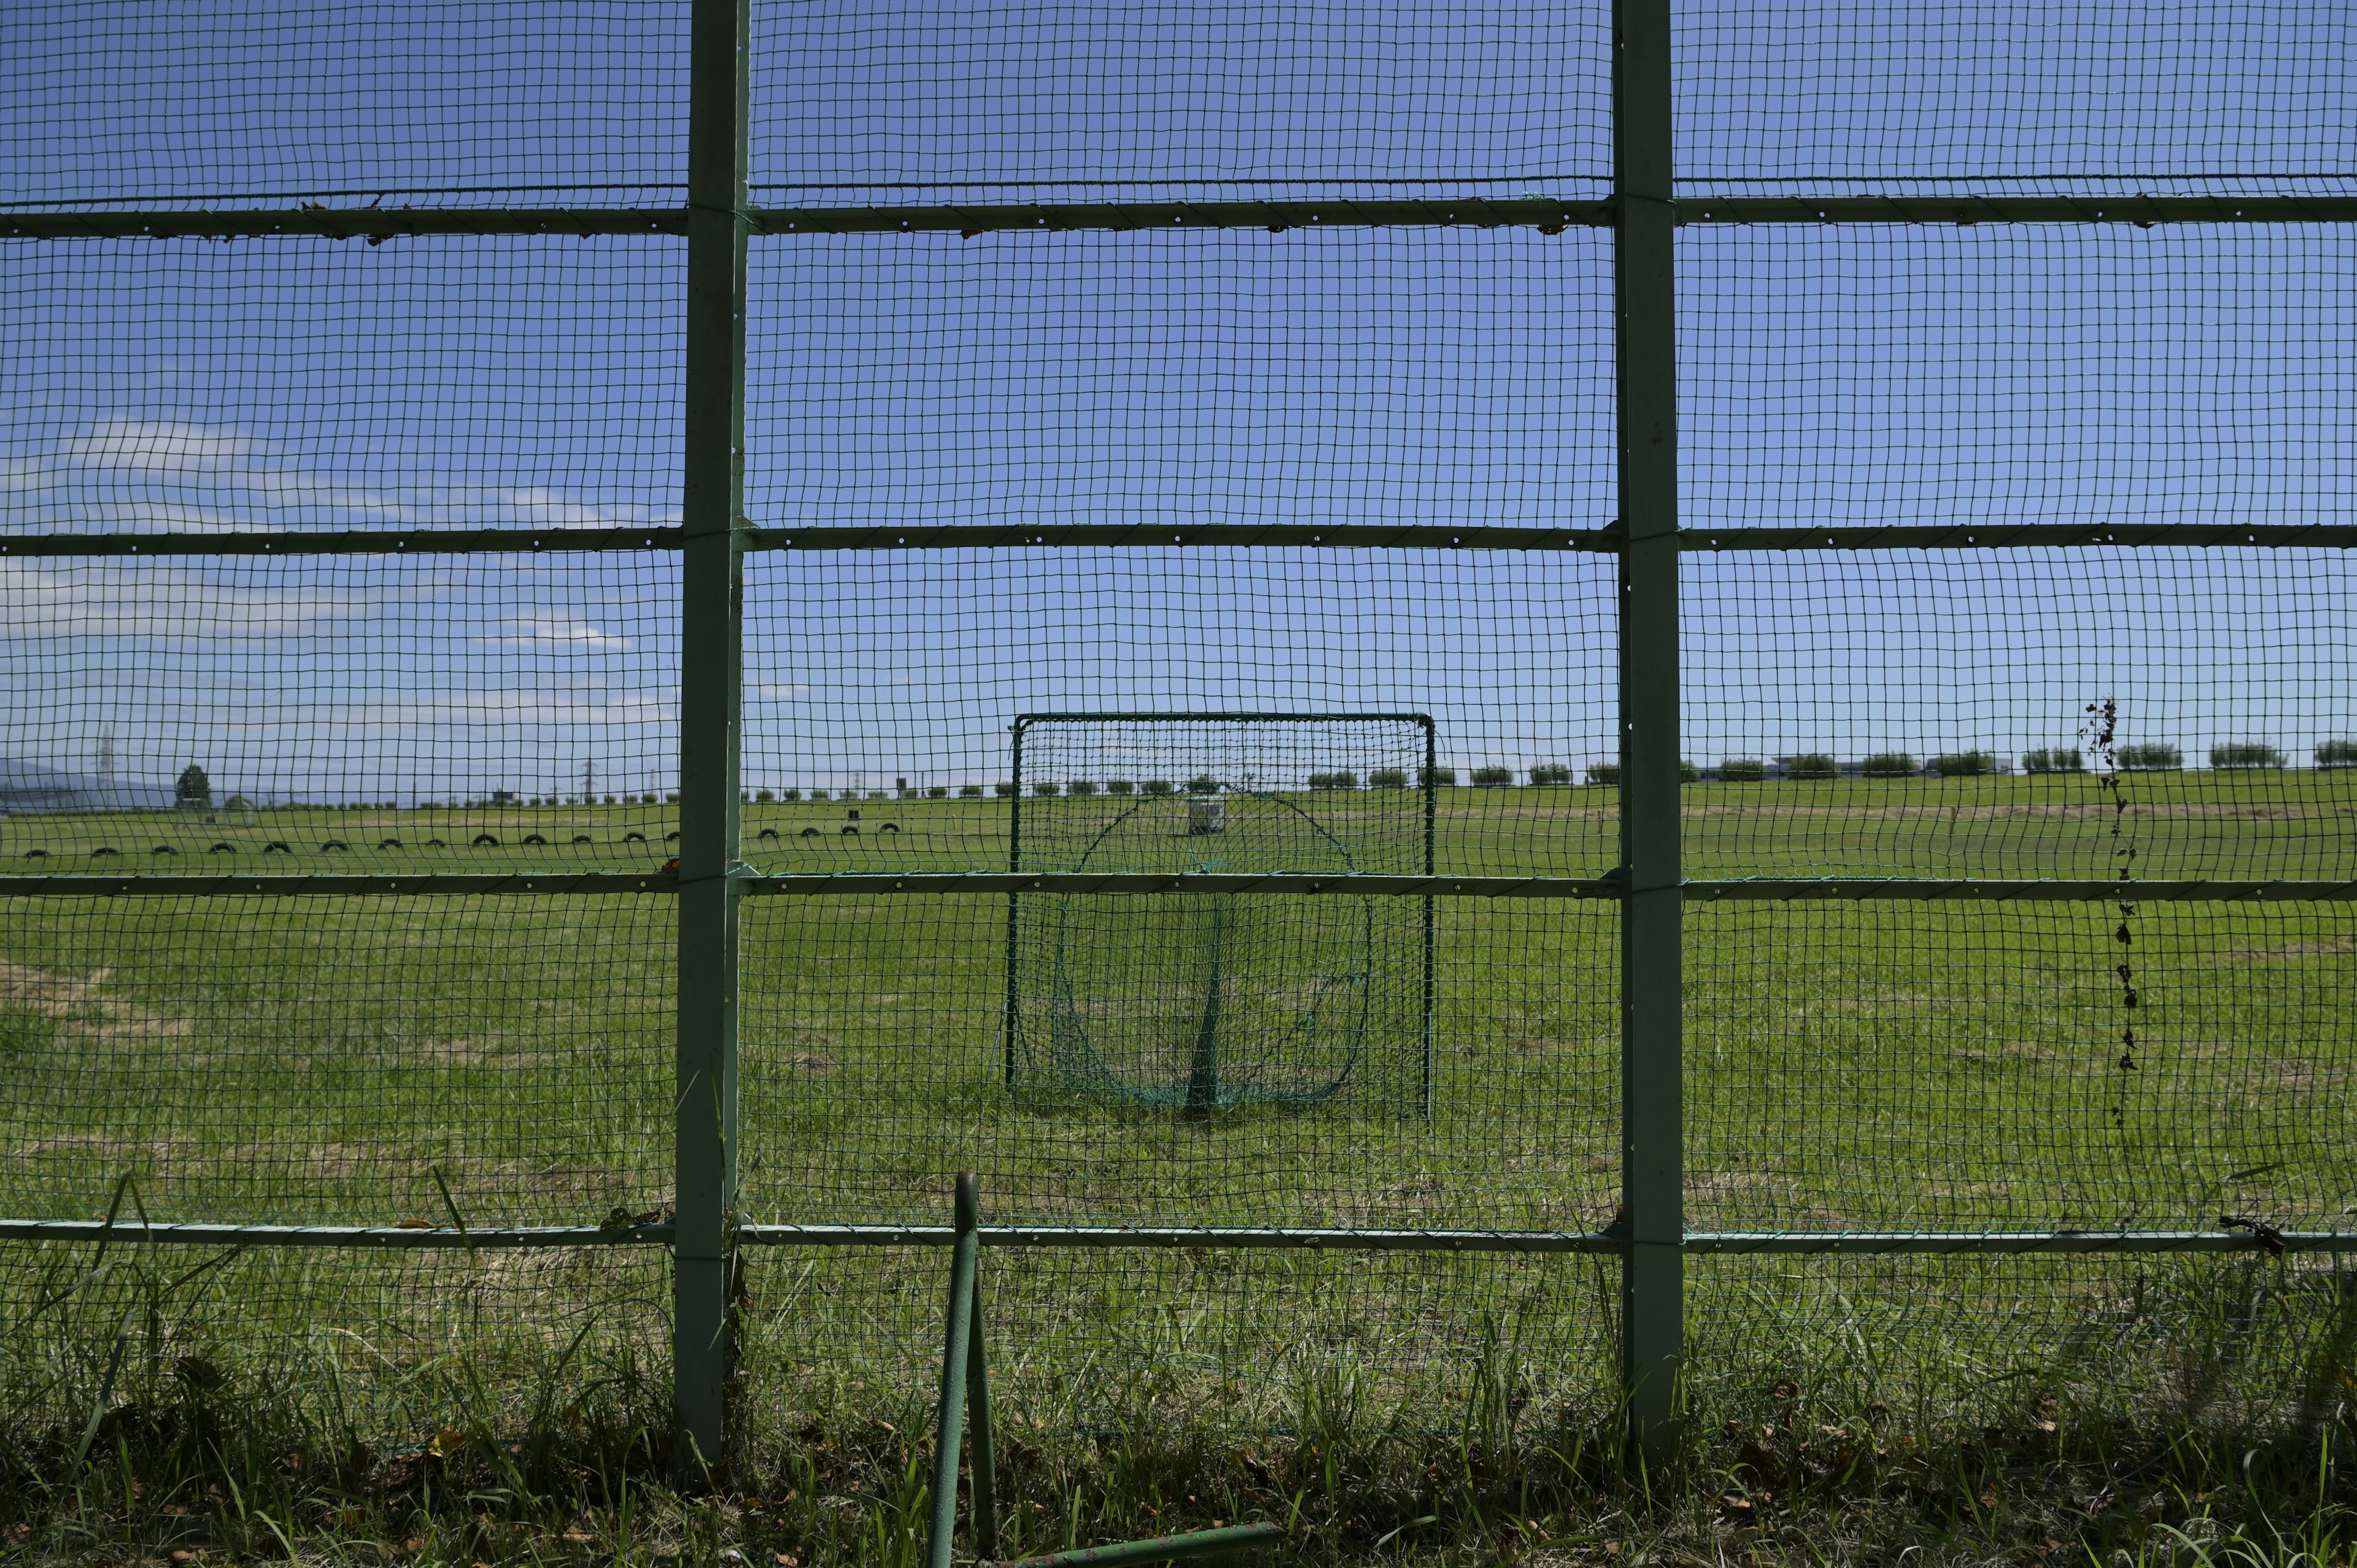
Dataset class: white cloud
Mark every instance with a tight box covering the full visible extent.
[57,419,271,476]
[476,614,633,651]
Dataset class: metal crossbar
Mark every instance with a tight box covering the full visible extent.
[4,0,2353,1480]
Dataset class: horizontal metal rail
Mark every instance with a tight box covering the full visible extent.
[1688,523,2357,550]
[746,524,1603,550]
[1687,1229,2350,1256]
[1,529,683,556]
[3,873,2353,901]
[1678,195,2357,226]
[10,522,2356,557]
[1,1219,2337,1256]
[748,198,1612,234]
[743,1222,1622,1253]
[0,1219,673,1248]
[7,195,2355,242]
[0,873,681,896]
[1687,878,2357,902]
[1,209,692,240]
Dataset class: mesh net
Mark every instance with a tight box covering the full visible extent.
[748,2,1611,205]
[1,4,688,211]
[739,1245,1618,1451]
[1682,549,2357,879]
[1680,226,2357,536]
[0,554,683,860]
[1687,900,2356,1235]
[738,549,1619,875]
[1673,2,2357,200]
[1,239,684,536]
[0,895,673,1228]
[1687,1251,2355,1431]
[740,897,1616,1229]
[745,229,1613,535]
[3,0,2353,1488]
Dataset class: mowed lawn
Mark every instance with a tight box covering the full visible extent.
[0,776,2348,1435]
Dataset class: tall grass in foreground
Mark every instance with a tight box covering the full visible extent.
[2,1243,2351,1564]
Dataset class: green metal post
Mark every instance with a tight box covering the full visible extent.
[926,1174,983,1568]
[675,0,750,1479]
[1004,723,1027,1086]
[1614,0,1684,1457]
[966,1217,999,1558]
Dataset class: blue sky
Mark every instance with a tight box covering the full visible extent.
[1,4,2351,800]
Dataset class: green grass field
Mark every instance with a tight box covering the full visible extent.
[1,777,2351,1561]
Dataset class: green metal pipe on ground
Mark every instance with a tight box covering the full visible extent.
[983,1521,1288,1567]
[926,1174,984,1568]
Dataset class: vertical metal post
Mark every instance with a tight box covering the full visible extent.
[675,0,750,1478]
[926,1173,983,1568]
[1002,722,1027,1086]
[965,1219,999,1559]
[1614,0,1684,1458]
[1420,719,1438,1119]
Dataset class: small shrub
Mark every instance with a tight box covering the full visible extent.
[866,790,886,800]
[1860,752,1918,778]
[1420,765,1457,788]
[1718,758,1765,782]
[666,792,680,803]
[1787,753,1838,779]
[1143,779,1175,797]
[2022,748,2086,774]
[1527,763,1573,786]
[993,782,1018,798]
[1679,760,1699,783]
[2119,743,2183,771]
[1470,765,1515,787]
[1032,781,1061,796]
[808,789,829,801]
[756,788,775,801]
[1185,774,1221,795]
[1106,779,1136,795]
[2210,741,2285,769]
[782,788,802,801]
[1929,750,1994,778]
[926,785,949,798]
[1368,767,1410,789]
[603,795,616,805]
[1588,763,1621,786]
[2317,740,2357,768]
[959,784,985,797]
[1069,781,1097,796]
[1306,771,1358,789]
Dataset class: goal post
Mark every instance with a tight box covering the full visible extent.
[1000,713,1437,1117]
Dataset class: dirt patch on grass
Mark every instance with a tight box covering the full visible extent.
[1,956,191,1043]
[2226,933,2355,962]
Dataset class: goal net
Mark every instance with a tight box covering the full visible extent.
[1002,714,1435,1116]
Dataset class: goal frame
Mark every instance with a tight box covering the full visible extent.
[1000,710,1439,1116]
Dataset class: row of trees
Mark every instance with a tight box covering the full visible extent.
[738,739,2356,801]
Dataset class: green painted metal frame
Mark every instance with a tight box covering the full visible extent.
[672,0,751,1477]
[921,1178,1285,1568]
[1614,0,1684,1458]
[16,521,2357,557]
[7,874,2353,902]
[2,6,2353,1486]
[7,1218,2341,1259]
[10,192,2355,242]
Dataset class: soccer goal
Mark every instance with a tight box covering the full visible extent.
[1000,713,1436,1116]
